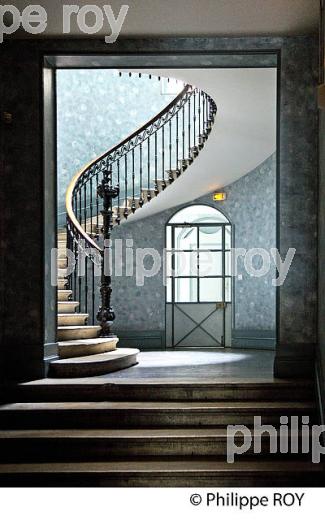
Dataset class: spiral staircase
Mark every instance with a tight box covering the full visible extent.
[51,77,217,377]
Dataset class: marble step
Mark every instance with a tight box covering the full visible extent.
[141,188,156,201]
[58,301,79,313]
[0,401,315,429]
[57,290,72,302]
[49,348,139,378]
[57,325,101,341]
[58,337,118,359]
[57,279,68,290]
[58,258,67,269]
[57,268,69,278]
[0,460,322,487]
[57,313,88,327]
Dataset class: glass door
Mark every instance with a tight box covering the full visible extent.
[166,216,232,347]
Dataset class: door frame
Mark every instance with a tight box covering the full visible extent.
[42,46,281,365]
[165,206,233,349]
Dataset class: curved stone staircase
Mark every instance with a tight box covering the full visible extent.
[50,229,139,377]
[50,77,217,377]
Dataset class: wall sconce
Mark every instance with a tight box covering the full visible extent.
[213,192,226,201]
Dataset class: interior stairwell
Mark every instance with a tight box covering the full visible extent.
[0,74,323,487]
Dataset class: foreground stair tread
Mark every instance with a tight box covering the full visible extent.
[0,428,309,439]
[21,378,314,387]
[0,460,322,474]
[0,400,315,411]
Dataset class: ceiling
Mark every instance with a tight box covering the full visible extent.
[125,67,277,221]
[12,0,319,38]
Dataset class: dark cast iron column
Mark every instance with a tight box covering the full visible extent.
[96,168,119,338]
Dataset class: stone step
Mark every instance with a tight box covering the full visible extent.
[58,258,67,269]
[57,301,79,313]
[0,401,315,429]
[58,337,118,359]
[9,380,315,404]
[48,348,139,378]
[126,197,141,210]
[0,428,312,463]
[57,313,88,327]
[57,290,72,302]
[57,279,68,290]
[156,179,171,191]
[57,325,101,341]
[57,268,69,278]
[165,169,180,181]
[0,460,322,487]
[141,189,156,201]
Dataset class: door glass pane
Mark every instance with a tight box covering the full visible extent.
[166,226,172,249]
[199,278,222,302]
[176,251,198,276]
[166,278,172,302]
[169,205,229,224]
[174,226,197,250]
[225,225,231,249]
[166,251,198,276]
[175,278,198,302]
[225,251,232,276]
[225,278,232,302]
[199,251,222,276]
[199,226,222,249]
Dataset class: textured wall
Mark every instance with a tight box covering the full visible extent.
[107,154,276,337]
[57,70,175,223]
[279,39,318,346]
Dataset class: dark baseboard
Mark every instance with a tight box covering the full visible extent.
[232,329,276,349]
[274,342,316,378]
[115,330,165,350]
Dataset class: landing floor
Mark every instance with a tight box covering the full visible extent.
[29,348,277,386]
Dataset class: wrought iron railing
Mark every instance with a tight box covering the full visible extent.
[65,78,217,337]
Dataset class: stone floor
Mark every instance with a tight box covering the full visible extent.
[96,348,275,381]
[28,348,276,386]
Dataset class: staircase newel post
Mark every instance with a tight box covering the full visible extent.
[96,168,119,338]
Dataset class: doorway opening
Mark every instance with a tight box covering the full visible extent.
[43,51,278,378]
[166,204,232,348]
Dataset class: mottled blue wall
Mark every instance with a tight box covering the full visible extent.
[57,70,175,223]
[105,154,276,342]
